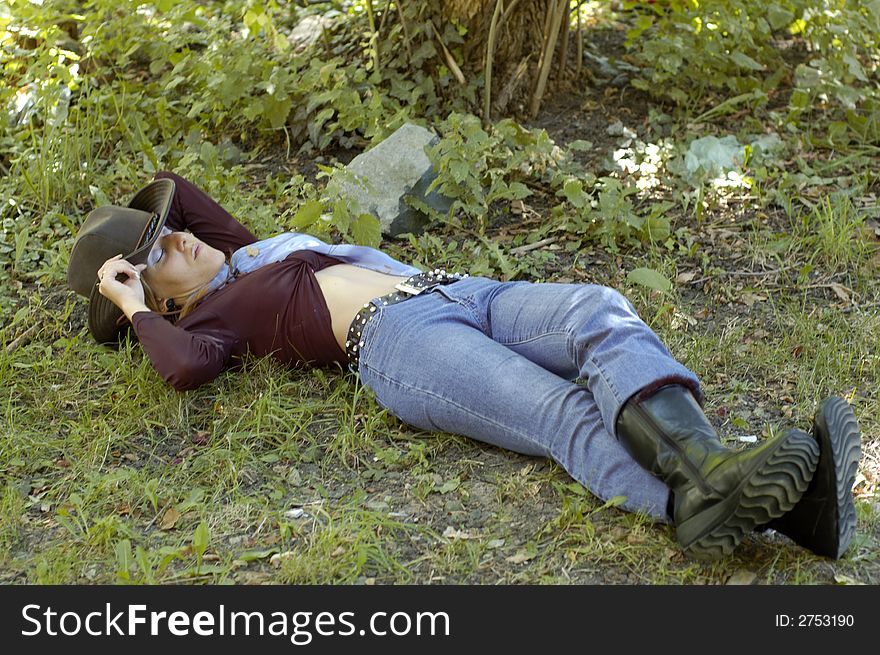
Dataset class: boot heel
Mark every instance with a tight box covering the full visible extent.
[812,397,861,557]
[757,398,861,558]
[681,431,819,560]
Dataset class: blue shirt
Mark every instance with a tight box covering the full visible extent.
[203,232,421,294]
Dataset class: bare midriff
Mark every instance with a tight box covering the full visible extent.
[315,263,410,351]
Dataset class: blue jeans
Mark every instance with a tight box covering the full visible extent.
[357,277,701,519]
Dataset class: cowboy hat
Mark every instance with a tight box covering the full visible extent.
[67,178,175,344]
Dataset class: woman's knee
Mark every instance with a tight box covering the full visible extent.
[574,284,635,318]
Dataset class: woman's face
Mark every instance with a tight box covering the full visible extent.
[141,227,226,302]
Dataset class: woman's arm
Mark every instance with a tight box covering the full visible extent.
[96,255,231,391]
[131,312,234,391]
[154,171,257,254]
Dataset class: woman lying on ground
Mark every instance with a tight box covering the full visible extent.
[67,172,862,561]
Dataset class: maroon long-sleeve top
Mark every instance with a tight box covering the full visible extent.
[130,172,346,391]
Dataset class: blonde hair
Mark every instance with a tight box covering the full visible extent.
[141,276,212,321]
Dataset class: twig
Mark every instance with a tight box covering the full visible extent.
[4,324,38,354]
[557,0,571,80]
[724,265,799,277]
[530,0,568,117]
[576,0,583,76]
[498,0,522,31]
[533,0,554,94]
[377,0,393,36]
[688,264,800,285]
[395,0,413,61]
[495,55,531,114]
[841,302,880,314]
[431,20,465,85]
[364,0,381,77]
[483,0,505,124]
[509,236,558,255]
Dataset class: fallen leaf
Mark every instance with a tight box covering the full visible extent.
[235,548,278,563]
[505,549,536,564]
[270,551,295,568]
[443,526,475,540]
[739,292,766,306]
[828,283,850,303]
[676,271,697,284]
[627,267,672,292]
[192,431,210,446]
[159,507,181,531]
[438,477,460,494]
[834,574,866,585]
[726,569,757,585]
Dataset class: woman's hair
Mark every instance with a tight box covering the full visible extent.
[141,277,212,321]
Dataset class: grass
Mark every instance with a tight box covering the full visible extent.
[3,164,879,587]
[3,165,879,587]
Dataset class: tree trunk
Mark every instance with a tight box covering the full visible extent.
[441,0,570,117]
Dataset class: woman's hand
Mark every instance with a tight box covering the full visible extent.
[96,255,150,319]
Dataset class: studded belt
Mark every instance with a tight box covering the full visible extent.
[345,269,467,373]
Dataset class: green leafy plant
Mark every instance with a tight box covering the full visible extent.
[624,0,879,119]
[423,113,561,233]
[555,176,672,250]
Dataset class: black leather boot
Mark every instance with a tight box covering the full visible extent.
[616,385,820,559]
[763,397,861,558]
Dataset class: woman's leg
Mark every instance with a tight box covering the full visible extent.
[357,277,676,519]
[358,277,818,558]
[443,278,702,431]
[428,278,817,558]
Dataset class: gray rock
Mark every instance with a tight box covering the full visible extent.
[288,14,335,52]
[342,123,452,237]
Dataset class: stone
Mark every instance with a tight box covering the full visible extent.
[288,14,335,52]
[341,123,452,237]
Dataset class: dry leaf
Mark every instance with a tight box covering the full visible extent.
[726,569,757,585]
[159,506,181,531]
[270,551,295,568]
[245,246,260,257]
[676,271,697,284]
[834,574,866,585]
[443,526,475,540]
[192,430,210,446]
[505,549,536,564]
[828,283,850,303]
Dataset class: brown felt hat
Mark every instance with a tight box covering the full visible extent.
[67,178,175,344]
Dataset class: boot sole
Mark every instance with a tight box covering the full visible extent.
[810,397,861,558]
[678,430,819,560]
